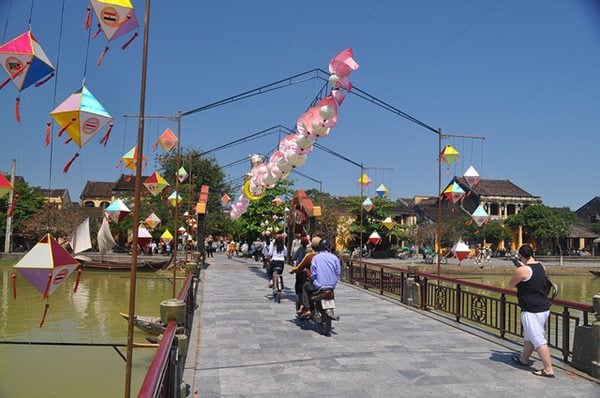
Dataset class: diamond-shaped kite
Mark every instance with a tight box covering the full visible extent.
[105,198,130,223]
[357,173,371,187]
[13,234,79,299]
[50,86,113,147]
[375,184,389,199]
[367,231,382,246]
[160,229,173,245]
[120,146,146,172]
[177,167,188,183]
[144,213,161,229]
[452,240,470,263]
[271,196,284,206]
[471,205,490,227]
[153,128,178,152]
[168,191,182,207]
[440,144,460,171]
[220,194,231,206]
[0,31,55,121]
[134,224,152,248]
[362,197,374,212]
[87,0,140,65]
[463,165,480,187]
[0,173,14,199]
[443,182,465,203]
[143,171,169,196]
[382,217,395,230]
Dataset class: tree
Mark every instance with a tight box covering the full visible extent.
[0,178,45,250]
[477,221,511,248]
[505,204,576,255]
[157,148,232,238]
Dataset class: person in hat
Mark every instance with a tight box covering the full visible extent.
[290,236,320,314]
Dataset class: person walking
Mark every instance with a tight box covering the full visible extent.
[509,244,555,378]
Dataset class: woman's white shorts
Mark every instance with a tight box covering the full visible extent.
[521,310,550,349]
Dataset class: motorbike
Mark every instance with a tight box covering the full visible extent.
[299,286,339,336]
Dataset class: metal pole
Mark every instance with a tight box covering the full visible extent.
[4,159,16,253]
[437,129,442,275]
[359,164,364,259]
[125,0,151,396]
[173,110,182,298]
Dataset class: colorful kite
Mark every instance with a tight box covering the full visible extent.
[160,229,173,245]
[152,128,178,152]
[451,240,470,263]
[367,231,382,246]
[50,86,114,172]
[362,197,374,212]
[144,213,161,229]
[382,216,395,230]
[375,184,389,199]
[143,171,169,196]
[471,205,490,227]
[443,182,465,203]
[168,191,182,207]
[105,198,130,223]
[133,224,152,249]
[0,173,14,198]
[440,144,460,172]
[0,31,55,121]
[463,165,480,187]
[177,167,188,183]
[271,197,284,207]
[119,146,146,172]
[357,173,371,188]
[220,194,231,206]
[86,0,140,65]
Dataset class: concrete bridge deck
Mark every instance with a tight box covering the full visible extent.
[183,253,599,398]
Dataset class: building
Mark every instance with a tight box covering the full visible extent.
[80,181,115,208]
[36,188,72,209]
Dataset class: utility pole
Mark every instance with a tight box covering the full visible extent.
[4,159,16,253]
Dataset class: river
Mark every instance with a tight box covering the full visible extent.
[0,262,182,397]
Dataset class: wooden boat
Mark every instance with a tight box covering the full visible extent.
[589,270,600,277]
[72,217,172,272]
[119,312,165,336]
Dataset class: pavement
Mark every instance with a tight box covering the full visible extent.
[183,253,599,398]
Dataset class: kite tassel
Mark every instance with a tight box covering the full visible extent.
[99,123,113,146]
[57,118,76,137]
[73,269,82,293]
[64,137,73,144]
[151,141,159,151]
[91,23,102,39]
[39,303,50,328]
[97,46,109,66]
[7,194,19,217]
[121,32,138,49]
[0,76,10,90]
[42,273,52,300]
[45,122,52,146]
[34,72,55,87]
[15,97,20,122]
[11,273,16,299]
[63,153,80,173]
[84,7,92,30]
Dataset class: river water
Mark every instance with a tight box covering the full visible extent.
[0,263,183,397]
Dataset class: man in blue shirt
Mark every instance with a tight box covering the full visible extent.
[300,239,340,317]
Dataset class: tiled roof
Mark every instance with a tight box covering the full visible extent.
[468,179,537,198]
[81,181,114,198]
[37,188,68,198]
[575,196,600,222]
[569,224,600,239]
[113,174,150,191]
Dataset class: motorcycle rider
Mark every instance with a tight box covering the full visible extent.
[299,238,340,318]
[290,236,321,314]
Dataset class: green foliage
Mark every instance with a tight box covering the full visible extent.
[590,223,600,235]
[345,196,404,250]
[478,221,511,244]
[0,178,45,248]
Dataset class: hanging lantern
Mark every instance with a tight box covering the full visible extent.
[463,165,480,187]
[452,240,470,262]
[382,217,395,230]
[160,229,173,245]
[144,213,161,229]
[367,231,382,246]
[220,194,231,205]
[143,171,169,196]
[271,197,284,206]
[375,184,389,198]
[362,197,374,212]
[176,166,188,183]
[440,144,460,168]
[357,173,371,187]
[471,205,490,227]
[105,198,130,223]
[153,128,178,152]
[168,191,182,207]
[443,182,465,203]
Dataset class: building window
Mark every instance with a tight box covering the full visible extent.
[83,201,95,207]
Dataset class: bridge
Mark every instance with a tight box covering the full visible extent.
[181,254,599,397]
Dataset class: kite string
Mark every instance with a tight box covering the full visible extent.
[27,0,35,28]
[2,0,13,42]
[82,21,92,84]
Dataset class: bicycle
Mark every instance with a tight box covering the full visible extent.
[271,266,284,303]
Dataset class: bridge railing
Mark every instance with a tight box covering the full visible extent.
[341,258,594,364]
[138,267,198,398]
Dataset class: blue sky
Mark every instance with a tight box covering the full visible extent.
[1,0,599,210]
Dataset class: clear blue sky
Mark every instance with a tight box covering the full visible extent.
[1,0,599,210]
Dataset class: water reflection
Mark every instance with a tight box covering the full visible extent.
[0,264,179,397]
